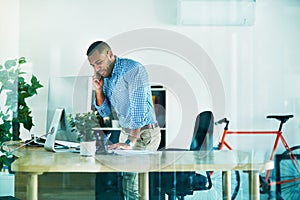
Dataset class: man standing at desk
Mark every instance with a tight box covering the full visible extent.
[87,41,161,199]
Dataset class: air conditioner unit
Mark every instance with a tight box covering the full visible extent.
[177,0,256,26]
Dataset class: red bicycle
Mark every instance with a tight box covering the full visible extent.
[215,115,300,200]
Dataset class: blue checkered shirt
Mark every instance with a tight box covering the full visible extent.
[94,57,157,129]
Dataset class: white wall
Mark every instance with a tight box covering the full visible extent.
[2,0,300,151]
[0,0,20,134]
[0,0,19,61]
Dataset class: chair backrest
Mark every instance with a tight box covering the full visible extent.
[189,111,214,151]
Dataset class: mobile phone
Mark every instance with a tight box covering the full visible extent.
[96,71,102,80]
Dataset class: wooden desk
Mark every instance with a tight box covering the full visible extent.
[10,147,273,200]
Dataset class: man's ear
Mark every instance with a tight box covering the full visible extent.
[107,50,112,58]
[107,50,113,59]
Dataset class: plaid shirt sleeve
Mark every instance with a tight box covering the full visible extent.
[126,66,151,129]
[93,96,112,117]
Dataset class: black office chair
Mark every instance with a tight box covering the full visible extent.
[150,111,214,200]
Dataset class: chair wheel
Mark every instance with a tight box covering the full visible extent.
[259,176,270,194]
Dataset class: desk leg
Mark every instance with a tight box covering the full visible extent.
[138,172,149,200]
[222,171,231,200]
[27,173,42,200]
[248,171,260,200]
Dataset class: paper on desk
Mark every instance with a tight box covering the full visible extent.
[110,150,160,156]
[54,140,79,148]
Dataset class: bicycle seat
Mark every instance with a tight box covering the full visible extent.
[266,115,294,123]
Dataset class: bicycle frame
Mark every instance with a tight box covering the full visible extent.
[218,122,300,187]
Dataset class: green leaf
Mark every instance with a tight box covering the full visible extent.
[18,57,26,64]
[4,59,17,69]
[0,155,10,167]
[18,94,26,106]
[31,75,43,89]
[0,120,12,135]
[2,81,16,91]
[8,69,18,79]
[27,87,37,97]
[0,70,9,81]
[5,91,18,112]
[18,76,25,84]
[2,114,10,121]
[0,159,4,171]
[23,115,33,131]
[18,106,33,131]
[0,65,3,70]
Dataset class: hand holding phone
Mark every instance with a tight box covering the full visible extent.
[93,71,104,90]
[96,71,102,81]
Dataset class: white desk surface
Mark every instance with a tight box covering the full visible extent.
[8,144,273,200]
[11,147,273,173]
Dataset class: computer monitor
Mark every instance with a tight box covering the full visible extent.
[46,76,94,142]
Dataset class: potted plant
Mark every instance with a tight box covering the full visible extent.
[67,111,101,156]
[0,57,43,197]
[0,57,43,171]
[0,111,11,171]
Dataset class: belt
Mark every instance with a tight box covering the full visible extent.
[122,123,159,133]
[141,123,159,131]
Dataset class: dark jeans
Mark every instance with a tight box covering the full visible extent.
[95,172,124,200]
[95,131,124,200]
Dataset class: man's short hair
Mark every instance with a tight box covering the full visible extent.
[86,41,110,56]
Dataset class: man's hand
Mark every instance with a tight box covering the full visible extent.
[108,143,133,150]
[93,72,104,91]
[93,70,105,106]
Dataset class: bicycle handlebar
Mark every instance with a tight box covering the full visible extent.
[215,115,294,132]
[215,118,229,125]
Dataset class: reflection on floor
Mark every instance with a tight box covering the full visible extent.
[15,172,276,200]
[15,173,95,200]
[185,171,275,200]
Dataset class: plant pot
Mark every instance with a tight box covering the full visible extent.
[80,141,96,156]
[0,171,14,196]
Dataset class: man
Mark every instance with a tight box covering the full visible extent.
[87,41,161,199]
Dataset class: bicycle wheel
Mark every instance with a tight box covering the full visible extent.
[185,170,240,200]
[231,171,240,200]
[276,145,300,200]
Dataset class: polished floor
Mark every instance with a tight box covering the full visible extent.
[15,173,95,200]
[14,172,275,200]
[185,172,275,200]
